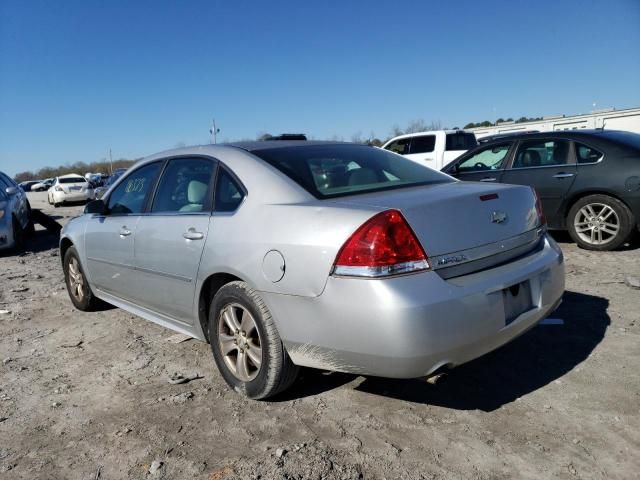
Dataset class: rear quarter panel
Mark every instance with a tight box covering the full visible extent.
[198,203,378,298]
[562,146,640,228]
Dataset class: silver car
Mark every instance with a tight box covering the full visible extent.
[0,170,32,251]
[60,142,564,399]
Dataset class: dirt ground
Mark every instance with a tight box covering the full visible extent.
[1,191,639,480]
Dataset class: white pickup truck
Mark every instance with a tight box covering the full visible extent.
[381,130,478,171]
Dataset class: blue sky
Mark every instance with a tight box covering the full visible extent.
[1,0,639,177]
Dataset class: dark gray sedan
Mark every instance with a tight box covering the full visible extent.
[444,130,640,250]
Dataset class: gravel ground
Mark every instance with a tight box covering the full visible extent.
[0,192,639,479]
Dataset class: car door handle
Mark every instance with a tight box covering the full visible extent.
[553,173,575,179]
[183,228,204,241]
[119,227,132,237]
[480,177,497,182]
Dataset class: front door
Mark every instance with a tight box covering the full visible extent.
[84,161,162,298]
[132,157,216,324]
[501,139,576,228]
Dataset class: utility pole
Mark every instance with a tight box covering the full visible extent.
[210,119,220,144]
[109,148,113,174]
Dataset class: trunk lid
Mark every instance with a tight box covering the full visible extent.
[330,181,540,257]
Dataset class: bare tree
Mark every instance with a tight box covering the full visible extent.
[351,131,364,144]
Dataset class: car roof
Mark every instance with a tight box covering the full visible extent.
[383,130,473,143]
[226,140,350,151]
[477,129,633,144]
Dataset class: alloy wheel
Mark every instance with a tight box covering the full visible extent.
[67,257,85,302]
[574,203,620,246]
[217,303,263,382]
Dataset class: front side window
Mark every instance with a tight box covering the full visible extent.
[575,143,603,164]
[214,169,245,212]
[253,144,452,199]
[409,135,436,154]
[0,175,10,191]
[512,140,570,168]
[107,162,161,214]
[457,142,511,172]
[384,138,410,155]
[152,158,215,213]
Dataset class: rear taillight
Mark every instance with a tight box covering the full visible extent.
[532,187,546,226]
[333,209,430,278]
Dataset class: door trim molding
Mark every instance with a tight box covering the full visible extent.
[87,256,192,283]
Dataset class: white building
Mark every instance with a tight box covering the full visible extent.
[469,106,640,140]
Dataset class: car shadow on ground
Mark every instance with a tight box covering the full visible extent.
[550,230,640,250]
[280,291,609,411]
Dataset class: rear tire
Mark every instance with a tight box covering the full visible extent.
[567,194,634,251]
[63,246,101,311]
[208,281,299,399]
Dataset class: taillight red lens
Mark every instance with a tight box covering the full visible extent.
[333,209,430,277]
[532,188,546,226]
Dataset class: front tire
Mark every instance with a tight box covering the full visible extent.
[567,194,634,251]
[209,281,299,399]
[63,246,100,311]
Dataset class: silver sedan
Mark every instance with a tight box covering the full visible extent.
[60,142,564,399]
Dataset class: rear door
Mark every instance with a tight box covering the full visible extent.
[84,161,162,298]
[132,157,216,324]
[405,134,438,169]
[445,141,514,183]
[501,138,576,228]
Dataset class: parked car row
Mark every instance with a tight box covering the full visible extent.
[60,141,564,399]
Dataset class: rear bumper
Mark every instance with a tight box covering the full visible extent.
[262,233,565,378]
[53,190,93,203]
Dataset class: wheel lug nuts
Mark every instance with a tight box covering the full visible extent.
[241,331,246,336]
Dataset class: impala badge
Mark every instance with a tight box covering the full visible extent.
[490,211,508,224]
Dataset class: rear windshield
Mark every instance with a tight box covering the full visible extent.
[446,132,478,151]
[253,144,453,199]
[59,177,86,184]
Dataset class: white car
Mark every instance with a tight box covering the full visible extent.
[31,178,54,192]
[381,130,478,171]
[48,174,95,207]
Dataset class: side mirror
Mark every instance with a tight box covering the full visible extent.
[84,199,107,215]
[5,186,18,196]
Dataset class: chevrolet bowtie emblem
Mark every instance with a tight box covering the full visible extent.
[490,211,508,224]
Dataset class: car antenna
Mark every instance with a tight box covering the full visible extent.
[599,119,606,131]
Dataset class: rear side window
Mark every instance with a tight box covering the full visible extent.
[446,132,477,151]
[107,162,161,214]
[512,140,570,168]
[253,144,452,199]
[152,158,215,213]
[384,138,410,155]
[575,143,604,164]
[409,135,435,154]
[214,169,245,212]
